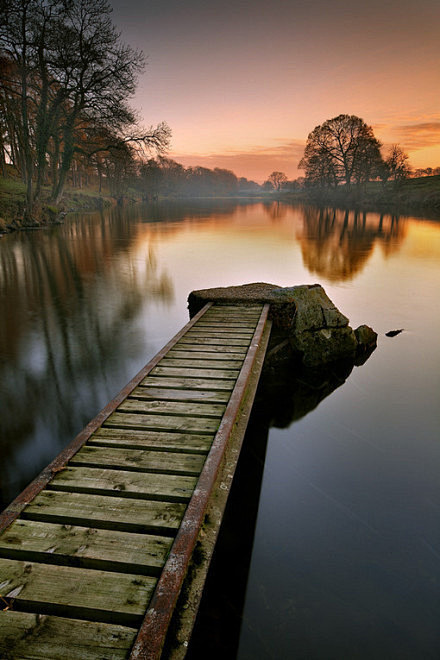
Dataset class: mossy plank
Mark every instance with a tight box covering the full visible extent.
[194,322,257,329]
[132,386,230,404]
[105,411,219,434]
[24,491,186,534]
[71,445,205,476]
[90,428,213,453]
[184,330,254,339]
[0,519,172,575]
[158,358,243,370]
[166,349,246,361]
[176,336,249,346]
[140,376,235,391]
[171,343,247,355]
[120,397,226,418]
[0,611,136,660]
[0,558,156,625]
[150,366,240,379]
[48,466,197,501]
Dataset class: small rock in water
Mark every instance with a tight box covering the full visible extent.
[385,329,404,337]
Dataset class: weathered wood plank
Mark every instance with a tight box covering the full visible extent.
[24,491,185,534]
[166,349,246,361]
[105,411,220,434]
[71,446,205,476]
[122,396,226,418]
[140,376,235,391]
[176,336,249,346]
[0,519,172,576]
[0,611,137,660]
[158,358,243,370]
[90,428,213,453]
[184,330,254,339]
[171,343,248,354]
[0,558,156,626]
[150,366,240,379]
[48,466,198,501]
[132,386,230,404]
[194,322,257,329]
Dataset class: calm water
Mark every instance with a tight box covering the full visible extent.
[1,200,439,658]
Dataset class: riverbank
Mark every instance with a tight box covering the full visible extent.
[281,175,440,217]
[0,178,114,234]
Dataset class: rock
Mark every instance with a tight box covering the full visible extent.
[188,282,376,367]
[355,324,378,350]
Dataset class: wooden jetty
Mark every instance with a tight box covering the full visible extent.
[0,302,272,659]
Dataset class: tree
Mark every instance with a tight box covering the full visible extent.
[0,0,170,215]
[299,114,383,188]
[385,145,411,182]
[267,171,288,191]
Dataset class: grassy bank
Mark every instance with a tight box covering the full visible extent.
[282,175,440,216]
[0,177,114,233]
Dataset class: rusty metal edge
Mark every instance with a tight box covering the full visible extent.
[0,303,213,534]
[129,303,271,660]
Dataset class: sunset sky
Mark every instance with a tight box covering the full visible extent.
[111,0,440,182]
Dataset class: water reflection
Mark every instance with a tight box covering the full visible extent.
[297,206,407,280]
[0,200,439,659]
[0,209,174,508]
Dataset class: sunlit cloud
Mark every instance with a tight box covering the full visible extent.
[171,140,306,183]
[392,121,440,150]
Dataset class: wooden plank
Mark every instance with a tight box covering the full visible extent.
[128,386,228,408]
[24,491,186,534]
[90,428,213,453]
[150,366,240,379]
[184,330,254,339]
[171,343,247,355]
[176,337,249,346]
[48,466,198,501]
[0,558,156,626]
[0,519,172,576]
[0,611,137,660]
[157,358,242,370]
[71,446,205,476]
[123,396,226,417]
[194,322,257,329]
[131,387,230,404]
[105,411,220,434]
[166,349,246,361]
[140,376,235,391]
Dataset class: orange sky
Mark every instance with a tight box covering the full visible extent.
[111,0,440,182]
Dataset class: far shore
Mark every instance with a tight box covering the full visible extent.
[1,175,440,234]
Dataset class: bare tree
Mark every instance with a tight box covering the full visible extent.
[267,171,288,191]
[385,145,411,182]
[0,0,170,214]
[299,114,383,188]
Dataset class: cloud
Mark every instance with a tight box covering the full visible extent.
[170,140,306,183]
[392,121,440,150]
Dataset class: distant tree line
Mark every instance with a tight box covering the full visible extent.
[0,0,170,218]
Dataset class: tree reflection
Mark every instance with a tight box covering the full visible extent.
[0,210,174,510]
[297,206,407,280]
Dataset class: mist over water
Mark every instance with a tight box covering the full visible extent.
[1,200,439,658]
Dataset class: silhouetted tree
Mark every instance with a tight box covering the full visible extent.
[267,170,288,191]
[299,114,383,188]
[0,0,169,214]
[385,145,411,182]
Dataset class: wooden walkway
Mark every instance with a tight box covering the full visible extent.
[0,303,271,659]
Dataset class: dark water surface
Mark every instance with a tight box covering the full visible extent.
[1,201,439,658]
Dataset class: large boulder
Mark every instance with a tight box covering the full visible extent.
[188,282,376,366]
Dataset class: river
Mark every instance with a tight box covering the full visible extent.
[1,200,439,658]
